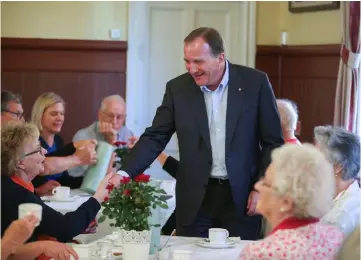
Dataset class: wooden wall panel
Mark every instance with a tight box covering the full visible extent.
[256,44,340,143]
[1,38,127,143]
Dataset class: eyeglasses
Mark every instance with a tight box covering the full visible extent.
[2,109,24,120]
[102,112,126,121]
[23,144,43,157]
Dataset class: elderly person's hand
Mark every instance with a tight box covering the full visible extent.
[35,180,61,197]
[37,241,79,260]
[3,214,39,248]
[128,136,139,149]
[73,145,97,166]
[108,174,123,188]
[246,190,260,215]
[99,122,117,144]
[92,173,115,203]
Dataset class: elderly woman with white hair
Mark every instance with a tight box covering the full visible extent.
[314,126,360,237]
[276,99,301,144]
[238,144,343,259]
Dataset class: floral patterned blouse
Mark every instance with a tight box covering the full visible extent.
[239,217,343,260]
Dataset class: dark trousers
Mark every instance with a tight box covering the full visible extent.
[162,210,176,235]
[177,178,262,240]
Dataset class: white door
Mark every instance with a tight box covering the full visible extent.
[126,1,256,180]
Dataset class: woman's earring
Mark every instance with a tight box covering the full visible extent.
[280,208,285,212]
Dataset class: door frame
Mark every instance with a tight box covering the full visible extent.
[126,1,256,136]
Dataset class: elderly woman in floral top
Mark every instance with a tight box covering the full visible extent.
[238,144,343,260]
[314,126,360,237]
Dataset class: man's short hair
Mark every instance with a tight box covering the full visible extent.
[184,27,225,57]
[1,91,22,112]
[100,95,125,112]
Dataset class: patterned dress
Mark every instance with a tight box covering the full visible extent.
[239,217,343,260]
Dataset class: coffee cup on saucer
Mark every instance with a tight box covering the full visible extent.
[52,186,70,200]
[208,228,229,244]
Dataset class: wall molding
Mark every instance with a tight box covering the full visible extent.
[256,44,340,143]
[1,37,128,143]
[257,44,340,56]
[1,37,127,51]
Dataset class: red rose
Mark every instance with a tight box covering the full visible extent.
[123,189,131,196]
[106,183,115,192]
[120,176,131,184]
[114,141,127,147]
[103,197,109,203]
[134,174,151,183]
[142,174,151,183]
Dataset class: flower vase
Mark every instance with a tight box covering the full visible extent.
[121,230,151,260]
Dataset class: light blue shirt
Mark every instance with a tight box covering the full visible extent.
[200,61,229,179]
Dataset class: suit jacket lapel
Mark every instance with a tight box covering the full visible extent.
[226,63,246,153]
[189,80,212,152]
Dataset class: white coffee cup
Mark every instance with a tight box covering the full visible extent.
[173,250,192,260]
[209,228,229,244]
[18,203,42,226]
[52,186,70,200]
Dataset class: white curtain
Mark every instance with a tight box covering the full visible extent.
[334,1,361,136]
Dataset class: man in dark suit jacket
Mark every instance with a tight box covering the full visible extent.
[120,27,284,239]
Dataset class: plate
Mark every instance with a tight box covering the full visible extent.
[41,195,77,202]
[195,238,235,249]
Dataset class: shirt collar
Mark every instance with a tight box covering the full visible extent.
[200,60,229,92]
[334,180,360,201]
[270,216,319,236]
[10,175,35,193]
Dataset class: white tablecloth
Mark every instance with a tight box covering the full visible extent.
[44,189,176,242]
[69,236,250,260]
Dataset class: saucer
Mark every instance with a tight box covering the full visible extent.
[195,238,235,249]
[41,195,77,202]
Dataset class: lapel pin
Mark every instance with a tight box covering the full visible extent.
[238,88,242,91]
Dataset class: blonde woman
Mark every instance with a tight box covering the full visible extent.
[31,92,97,194]
[239,144,343,259]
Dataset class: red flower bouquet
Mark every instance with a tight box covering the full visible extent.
[98,174,168,231]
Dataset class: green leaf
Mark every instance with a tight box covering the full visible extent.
[159,203,168,209]
[98,215,106,223]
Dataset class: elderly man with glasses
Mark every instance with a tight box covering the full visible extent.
[68,95,135,177]
[1,91,25,123]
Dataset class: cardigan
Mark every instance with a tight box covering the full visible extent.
[1,176,100,243]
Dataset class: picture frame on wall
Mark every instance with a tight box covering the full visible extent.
[289,1,340,13]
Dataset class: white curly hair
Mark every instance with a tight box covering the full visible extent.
[277,99,298,131]
[271,143,335,218]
